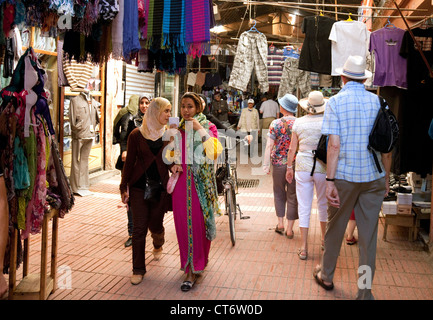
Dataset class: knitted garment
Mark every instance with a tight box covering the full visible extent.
[162,0,186,53]
[122,0,141,61]
[185,0,211,57]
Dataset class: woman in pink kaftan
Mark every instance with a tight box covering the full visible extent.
[170,92,222,292]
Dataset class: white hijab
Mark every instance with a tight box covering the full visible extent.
[140,97,171,141]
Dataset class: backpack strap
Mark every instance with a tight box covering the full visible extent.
[310,155,317,176]
[368,96,387,173]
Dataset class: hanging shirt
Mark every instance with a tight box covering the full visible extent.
[328,21,368,76]
[299,15,336,75]
[370,27,408,89]
[267,47,284,86]
[400,27,433,89]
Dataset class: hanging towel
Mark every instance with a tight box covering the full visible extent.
[185,0,211,57]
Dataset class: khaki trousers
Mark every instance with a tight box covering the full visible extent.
[320,177,385,300]
[70,138,93,193]
[262,117,276,130]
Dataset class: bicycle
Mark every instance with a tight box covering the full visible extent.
[216,132,250,246]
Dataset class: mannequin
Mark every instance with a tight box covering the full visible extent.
[69,89,100,196]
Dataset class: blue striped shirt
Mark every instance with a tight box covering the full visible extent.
[321,81,385,182]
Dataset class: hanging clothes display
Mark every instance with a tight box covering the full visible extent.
[0,48,75,273]
[398,26,433,176]
[229,31,269,93]
[298,15,336,75]
[328,20,368,76]
[369,26,408,89]
[267,46,284,87]
[277,57,311,99]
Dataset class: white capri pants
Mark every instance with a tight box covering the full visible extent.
[295,171,328,228]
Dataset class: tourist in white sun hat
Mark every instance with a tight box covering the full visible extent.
[286,90,328,261]
[312,55,391,300]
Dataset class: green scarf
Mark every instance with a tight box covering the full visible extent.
[179,113,221,241]
[113,95,139,127]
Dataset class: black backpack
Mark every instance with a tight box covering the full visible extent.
[367,96,399,173]
[311,134,328,176]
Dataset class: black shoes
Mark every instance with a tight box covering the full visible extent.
[124,236,133,247]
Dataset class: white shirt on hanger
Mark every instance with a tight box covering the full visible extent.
[328,20,368,76]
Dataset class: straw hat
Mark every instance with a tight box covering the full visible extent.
[335,55,372,80]
[299,91,328,114]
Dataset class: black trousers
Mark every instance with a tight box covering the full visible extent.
[129,187,166,275]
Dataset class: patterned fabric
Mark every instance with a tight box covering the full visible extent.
[178,113,221,241]
[278,57,311,99]
[292,114,326,174]
[321,81,384,182]
[99,0,119,21]
[229,31,269,93]
[268,116,296,166]
[267,47,284,86]
[185,0,212,57]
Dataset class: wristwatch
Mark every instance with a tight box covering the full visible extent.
[326,177,335,181]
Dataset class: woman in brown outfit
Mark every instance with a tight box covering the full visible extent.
[119,97,172,285]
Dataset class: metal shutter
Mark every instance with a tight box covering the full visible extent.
[124,63,155,105]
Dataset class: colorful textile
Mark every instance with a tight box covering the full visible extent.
[123,0,141,61]
[185,0,211,57]
[268,116,296,166]
[178,113,221,241]
[163,0,186,53]
[171,121,220,274]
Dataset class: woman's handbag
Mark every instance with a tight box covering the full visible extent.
[167,172,179,194]
[143,174,163,201]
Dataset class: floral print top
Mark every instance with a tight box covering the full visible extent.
[268,116,296,166]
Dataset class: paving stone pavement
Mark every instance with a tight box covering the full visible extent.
[7,162,433,301]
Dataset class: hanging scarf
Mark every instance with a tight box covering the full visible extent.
[99,0,119,22]
[185,0,211,57]
[113,94,139,127]
[111,0,123,59]
[122,0,141,61]
[140,97,169,141]
[162,0,186,53]
[146,0,164,50]
[179,113,220,241]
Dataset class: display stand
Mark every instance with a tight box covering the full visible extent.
[8,208,59,300]
[383,212,416,241]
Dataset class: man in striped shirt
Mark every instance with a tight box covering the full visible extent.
[313,56,392,300]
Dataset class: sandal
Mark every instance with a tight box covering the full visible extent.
[346,237,358,245]
[181,276,197,292]
[275,225,285,235]
[313,266,334,291]
[297,248,308,260]
[285,231,294,239]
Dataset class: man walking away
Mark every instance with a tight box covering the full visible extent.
[313,55,392,300]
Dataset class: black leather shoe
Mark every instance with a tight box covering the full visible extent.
[124,236,133,247]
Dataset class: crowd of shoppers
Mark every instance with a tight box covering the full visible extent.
[112,55,390,299]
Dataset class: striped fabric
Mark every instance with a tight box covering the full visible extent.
[63,59,94,90]
[267,47,284,86]
[321,81,384,182]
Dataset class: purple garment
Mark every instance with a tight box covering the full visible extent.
[369,27,408,89]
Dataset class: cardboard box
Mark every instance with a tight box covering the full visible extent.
[397,193,412,206]
[382,201,397,215]
[397,204,412,215]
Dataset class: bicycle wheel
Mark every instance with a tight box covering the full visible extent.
[226,187,236,246]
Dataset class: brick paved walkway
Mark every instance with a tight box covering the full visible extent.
[6,163,433,301]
